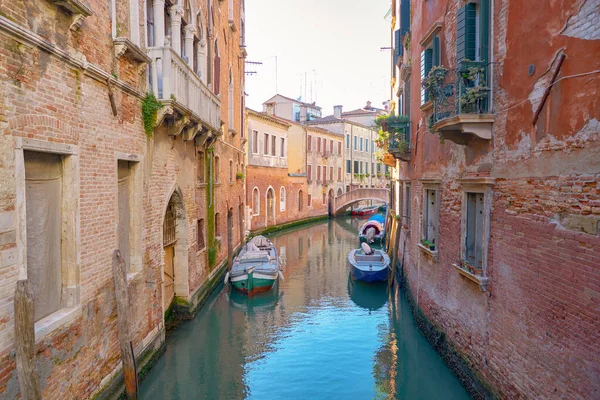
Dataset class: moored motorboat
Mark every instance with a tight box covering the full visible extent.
[351,205,379,217]
[358,214,386,245]
[347,243,391,282]
[226,235,281,295]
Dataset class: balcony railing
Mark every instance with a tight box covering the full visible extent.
[427,61,494,144]
[431,61,490,123]
[148,46,221,132]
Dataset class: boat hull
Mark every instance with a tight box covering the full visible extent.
[349,264,388,282]
[230,270,277,294]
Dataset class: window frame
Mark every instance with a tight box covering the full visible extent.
[252,130,259,154]
[458,178,495,282]
[15,138,82,340]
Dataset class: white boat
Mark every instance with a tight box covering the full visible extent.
[226,236,281,294]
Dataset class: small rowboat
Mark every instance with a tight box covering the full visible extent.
[225,236,282,295]
[359,214,386,245]
[351,205,379,217]
[347,243,391,283]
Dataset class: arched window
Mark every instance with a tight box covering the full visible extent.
[214,155,220,183]
[266,188,275,225]
[228,66,234,130]
[298,190,304,211]
[197,151,205,183]
[215,212,220,236]
[280,186,286,211]
[252,187,260,215]
[229,159,233,182]
[213,39,220,94]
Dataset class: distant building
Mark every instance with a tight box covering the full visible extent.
[262,94,322,122]
[306,105,389,191]
[342,101,387,126]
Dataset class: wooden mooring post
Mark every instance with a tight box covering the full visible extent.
[14,280,42,400]
[112,250,138,400]
[389,218,402,288]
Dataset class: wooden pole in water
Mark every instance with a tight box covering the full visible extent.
[14,280,42,400]
[390,219,402,287]
[112,250,138,399]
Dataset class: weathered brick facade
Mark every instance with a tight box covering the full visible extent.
[390,0,600,398]
[0,0,245,397]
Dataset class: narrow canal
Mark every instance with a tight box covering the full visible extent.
[140,217,470,399]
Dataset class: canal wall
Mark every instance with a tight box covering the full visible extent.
[394,266,497,400]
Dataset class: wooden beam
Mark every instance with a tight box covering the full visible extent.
[112,250,138,399]
[533,52,566,125]
[14,280,42,400]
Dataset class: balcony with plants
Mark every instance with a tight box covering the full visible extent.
[423,61,494,145]
[374,114,411,162]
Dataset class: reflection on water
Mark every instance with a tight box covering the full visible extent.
[140,217,469,399]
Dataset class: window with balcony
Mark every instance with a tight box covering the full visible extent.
[428,1,493,144]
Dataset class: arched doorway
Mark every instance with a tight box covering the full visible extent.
[266,188,275,226]
[162,189,189,311]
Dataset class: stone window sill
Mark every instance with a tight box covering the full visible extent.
[35,307,80,342]
[417,243,438,261]
[452,263,488,291]
[420,100,433,112]
[196,182,207,188]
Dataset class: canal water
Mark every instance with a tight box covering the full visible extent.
[140,217,469,399]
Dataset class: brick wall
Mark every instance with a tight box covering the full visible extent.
[395,0,600,398]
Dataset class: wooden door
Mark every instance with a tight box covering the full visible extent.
[163,245,175,309]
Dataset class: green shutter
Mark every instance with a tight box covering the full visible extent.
[432,34,440,66]
[479,0,489,63]
[424,48,433,102]
[400,0,410,38]
[456,3,476,63]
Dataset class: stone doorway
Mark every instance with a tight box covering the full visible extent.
[162,189,189,311]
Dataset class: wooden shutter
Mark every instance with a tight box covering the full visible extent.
[394,29,402,65]
[421,49,433,103]
[479,0,490,63]
[432,34,440,66]
[466,192,485,268]
[400,0,410,38]
[456,3,476,63]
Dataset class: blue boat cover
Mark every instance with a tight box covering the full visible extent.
[368,214,385,224]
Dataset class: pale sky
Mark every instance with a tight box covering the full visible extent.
[244,0,391,115]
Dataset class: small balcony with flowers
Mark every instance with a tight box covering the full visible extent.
[423,61,494,145]
[375,114,411,164]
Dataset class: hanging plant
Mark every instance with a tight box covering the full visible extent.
[421,66,448,103]
[141,92,162,137]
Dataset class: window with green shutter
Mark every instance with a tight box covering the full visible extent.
[457,1,489,64]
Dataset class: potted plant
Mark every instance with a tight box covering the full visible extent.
[421,239,436,251]
[236,172,244,181]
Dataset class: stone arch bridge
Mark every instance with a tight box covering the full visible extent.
[332,188,390,215]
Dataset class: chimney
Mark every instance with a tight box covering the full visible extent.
[333,105,343,119]
[365,101,372,110]
[299,105,308,123]
[265,103,275,116]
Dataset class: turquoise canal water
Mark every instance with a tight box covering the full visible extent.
[140,217,469,399]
